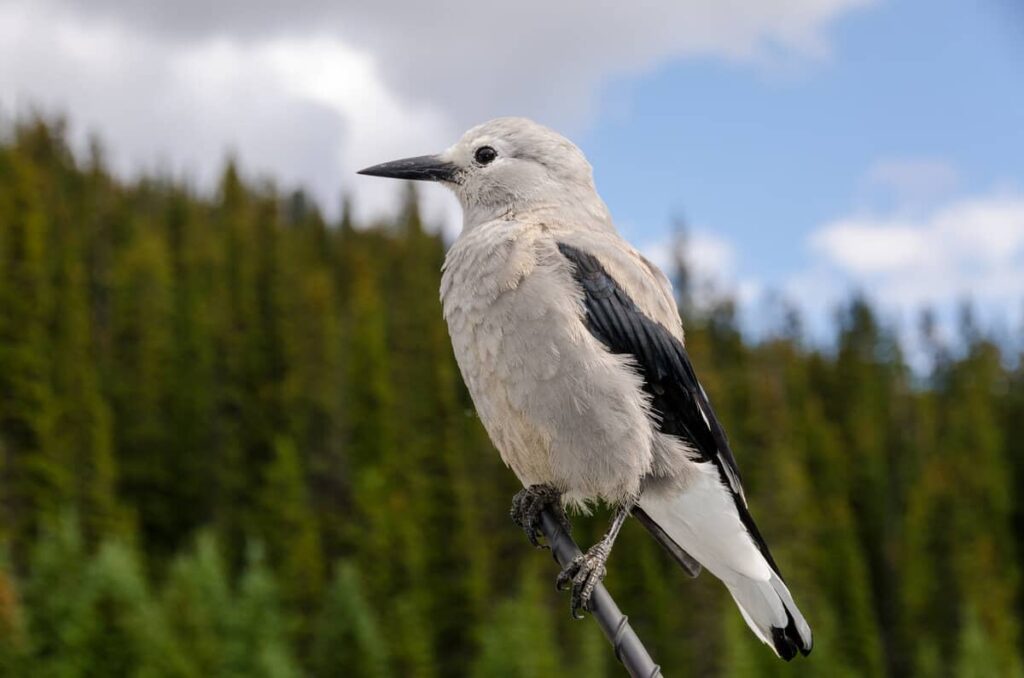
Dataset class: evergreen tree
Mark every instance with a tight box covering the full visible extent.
[108,216,175,549]
[226,544,301,678]
[161,532,236,676]
[312,561,390,678]
[258,437,325,625]
[78,540,187,678]
[21,513,91,678]
[471,560,562,677]
[161,188,220,551]
[0,128,61,553]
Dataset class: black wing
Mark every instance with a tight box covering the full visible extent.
[557,242,783,576]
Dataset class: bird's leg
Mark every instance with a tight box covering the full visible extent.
[510,483,571,548]
[557,498,634,619]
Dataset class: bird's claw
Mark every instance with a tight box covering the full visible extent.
[556,542,609,619]
[510,484,570,548]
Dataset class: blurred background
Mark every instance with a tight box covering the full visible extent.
[1,0,1022,676]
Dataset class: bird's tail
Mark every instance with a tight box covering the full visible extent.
[723,569,812,660]
[637,463,812,660]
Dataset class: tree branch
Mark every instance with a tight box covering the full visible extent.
[539,509,662,678]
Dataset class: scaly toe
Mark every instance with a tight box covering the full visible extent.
[556,554,584,591]
[571,560,606,617]
[558,546,609,619]
[510,484,567,549]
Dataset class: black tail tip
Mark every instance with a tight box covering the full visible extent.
[771,626,812,661]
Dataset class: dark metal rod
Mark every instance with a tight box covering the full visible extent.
[539,509,662,678]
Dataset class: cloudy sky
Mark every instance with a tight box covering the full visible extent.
[1,0,1022,341]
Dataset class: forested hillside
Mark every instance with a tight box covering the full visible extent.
[0,118,1021,676]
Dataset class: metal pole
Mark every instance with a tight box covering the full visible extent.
[538,509,662,678]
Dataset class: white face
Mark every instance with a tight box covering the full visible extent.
[438,117,596,219]
[358,116,604,228]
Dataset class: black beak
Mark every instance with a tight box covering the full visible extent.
[357,155,460,183]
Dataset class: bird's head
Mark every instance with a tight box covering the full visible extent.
[358,117,609,229]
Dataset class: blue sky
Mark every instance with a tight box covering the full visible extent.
[583,0,1023,333]
[2,0,1022,341]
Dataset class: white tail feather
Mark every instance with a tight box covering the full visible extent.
[639,463,812,659]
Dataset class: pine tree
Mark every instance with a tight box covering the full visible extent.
[340,243,437,675]
[311,561,390,678]
[108,213,176,551]
[471,560,563,677]
[161,532,236,676]
[226,543,301,678]
[257,437,325,626]
[48,184,122,543]
[0,129,61,554]
[21,513,91,677]
[78,540,188,678]
[161,188,220,551]
[829,299,909,675]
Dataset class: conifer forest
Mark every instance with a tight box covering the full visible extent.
[0,118,1022,677]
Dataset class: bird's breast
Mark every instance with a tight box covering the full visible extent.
[440,225,660,505]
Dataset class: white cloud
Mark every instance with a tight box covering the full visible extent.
[38,0,875,128]
[0,2,461,227]
[0,0,872,226]
[690,231,738,277]
[758,153,1024,348]
[863,157,960,207]
[808,193,1024,307]
[642,230,763,309]
[810,220,929,274]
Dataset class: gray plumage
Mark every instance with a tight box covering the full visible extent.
[358,117,812,660]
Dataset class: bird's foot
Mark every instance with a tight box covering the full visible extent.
[556,540,611,619]
[510,484,570,549]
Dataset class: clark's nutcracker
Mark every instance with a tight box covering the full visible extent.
[359,117,812,660]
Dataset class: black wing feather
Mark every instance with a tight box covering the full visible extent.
[557,242,783,576]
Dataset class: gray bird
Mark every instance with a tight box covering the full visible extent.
[358,117,812,660]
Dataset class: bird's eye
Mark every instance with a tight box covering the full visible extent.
[474,146,497,165]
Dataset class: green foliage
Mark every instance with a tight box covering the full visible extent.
[76,540,184,678]
[258,436,324,616]
[159,534,301,677]
[312,561,390,678]
[0,117,1022,676]
[471,560,562,677]
[0,550,28,677]
[227,545,301,678]
[21,513,92,677]
[160,532,237,676]
[955,605,1024,678]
